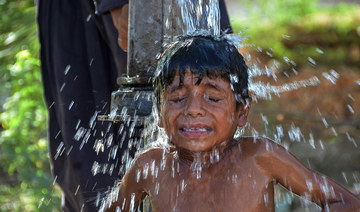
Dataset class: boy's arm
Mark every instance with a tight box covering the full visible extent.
[256,138,360,211]
[105,155,148,212]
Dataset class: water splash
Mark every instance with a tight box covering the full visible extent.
[249,76,320,101]
[178,0,220,36]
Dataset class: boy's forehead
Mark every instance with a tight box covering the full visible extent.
[166,71,231,91]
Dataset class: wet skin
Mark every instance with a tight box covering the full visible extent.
[159,71,249,153]
[106,72,360,212]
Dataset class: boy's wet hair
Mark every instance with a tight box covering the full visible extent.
[153,35,249,111]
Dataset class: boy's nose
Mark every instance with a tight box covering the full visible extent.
[184,93,205,117]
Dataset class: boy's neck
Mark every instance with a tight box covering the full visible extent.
[176,140,235,170]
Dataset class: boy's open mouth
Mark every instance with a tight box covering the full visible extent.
[179,127,213,137]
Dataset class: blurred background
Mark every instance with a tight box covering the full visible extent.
[0,0,359,211]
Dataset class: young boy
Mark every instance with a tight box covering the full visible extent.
[105,35,360,212]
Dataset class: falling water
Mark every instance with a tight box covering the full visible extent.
[177,0,220,36]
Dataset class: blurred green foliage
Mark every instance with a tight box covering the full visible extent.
[233,0,360,67]
[0,0,61,211]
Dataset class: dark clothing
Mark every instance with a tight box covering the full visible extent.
[36,0,232,211]
[94,0,129,15]
[37,0,128,211]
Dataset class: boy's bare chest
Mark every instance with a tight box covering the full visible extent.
[147,160,274,212]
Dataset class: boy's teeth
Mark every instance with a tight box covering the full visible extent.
[183,128,207,132]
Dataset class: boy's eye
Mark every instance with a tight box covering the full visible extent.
[170,97,186,103]
[205,95,221,102]
[209,97,220,102]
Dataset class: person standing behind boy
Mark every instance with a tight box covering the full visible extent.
[36,1,233,211]
[105,35,360,212]
[37,1,129,211]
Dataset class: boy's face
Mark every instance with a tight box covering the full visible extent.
[159,71,250,152]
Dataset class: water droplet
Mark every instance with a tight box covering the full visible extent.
[156,53,161,60]
[322,118,328,128]
[66,145,73,155]
[54,142,65,160]
[75,120,81,130]
[107,133,114,147]
[288,124,302,142]
[319,140,324,150]
[110,145,118,160]
[232,174,238,184]
[89,111,99,129]
[345,132,357,147]
[117,123,124,135]
[143,163,149,179]
[171,160,175,178]
[342,172,348,183]
[94,139,104,154]
[74,127,86,141]
[55,130,61,139]
[180,179,186,192]
[331,127,338,136]
[68,101,74,110]
[64,65,71,75]
[136,169,141,183]
[276,125,284,138]
[60,83,66,92]
[155,182,160,195]
[130,193,136,212]
[261,114,268,125]
[86,14,91,22]
[263,193,269,205]
[92,161,100,175]
[266,51,273,57]
[348,94,355,102]
[80,129,91,150]
[347,104,354,114]
[315,48,324,54]
[307,57,316,65]
[282,35,291,40]
[306,180,313,192]
[330,69,339,79]
[75,185,80,196]
[150,160,156,176]
[38,197,44,208]
[53,175,58,185]
[230,74,239,83]
[160,149,167,170]
[308,133,315,149]
[48,101,55,109]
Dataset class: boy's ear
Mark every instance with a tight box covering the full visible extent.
[237,98,252,127]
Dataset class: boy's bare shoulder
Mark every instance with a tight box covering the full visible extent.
[236,136,300,177]
[133,146,175,166]
[236,136,279,150]
[235,136,287,158]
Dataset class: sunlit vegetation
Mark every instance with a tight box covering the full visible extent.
[0,0,61,211]
[232,0,360,67]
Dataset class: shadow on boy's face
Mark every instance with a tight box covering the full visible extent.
[159,71,251,153]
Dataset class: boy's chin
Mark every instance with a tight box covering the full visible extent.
[174,142,215,153]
